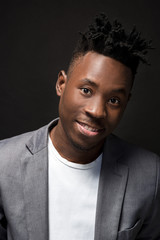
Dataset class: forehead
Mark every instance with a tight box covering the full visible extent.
[69,52,133,89]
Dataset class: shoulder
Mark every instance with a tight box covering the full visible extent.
[109,134,159,163]
[0,119,58,176]
[105,134,160,180]
[108,135,160,190]
[0,131,36,176]
[0,130,35,155]
[0,119,53,155]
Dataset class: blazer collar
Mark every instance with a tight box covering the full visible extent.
[26,118,59,154]
[21,119,58,240]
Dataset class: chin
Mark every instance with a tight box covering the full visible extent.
[72,141,94,151]
[70,136,105,152]
[68,137,93,151]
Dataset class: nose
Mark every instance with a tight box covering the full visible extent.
[84,97,106,119]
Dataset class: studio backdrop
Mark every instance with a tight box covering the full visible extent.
[0,0,160,155]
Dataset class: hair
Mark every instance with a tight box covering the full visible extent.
[68,13,152,76]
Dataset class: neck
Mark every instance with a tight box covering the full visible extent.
[50,123,104,164]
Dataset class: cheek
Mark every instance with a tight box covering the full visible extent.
[107,109,124,126]
[59,88,84,116]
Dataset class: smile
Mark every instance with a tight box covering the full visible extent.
[76,121,104,137]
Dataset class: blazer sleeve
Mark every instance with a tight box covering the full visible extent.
[0,192,7,240]
[136,155,160,239]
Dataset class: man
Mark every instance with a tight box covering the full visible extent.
[0,13,160,240]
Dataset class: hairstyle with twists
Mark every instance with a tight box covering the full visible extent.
[68,13,152,76]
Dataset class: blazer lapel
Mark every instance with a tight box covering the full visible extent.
[21,119,58,240]
[94,135,129,240]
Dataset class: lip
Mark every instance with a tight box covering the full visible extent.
[76,121,104,137]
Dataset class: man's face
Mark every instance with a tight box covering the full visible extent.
[56,51,132,151]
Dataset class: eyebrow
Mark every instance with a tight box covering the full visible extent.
[111,88,127,96]
[80,78,127,96]
[80,78,98,87]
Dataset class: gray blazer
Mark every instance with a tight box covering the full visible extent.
[0,119,160,240]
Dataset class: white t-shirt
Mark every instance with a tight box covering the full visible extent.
[48,136,102,240]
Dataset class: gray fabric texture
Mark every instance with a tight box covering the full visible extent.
[0,119,160,240]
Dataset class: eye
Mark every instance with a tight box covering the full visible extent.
[108,97,120,105]
[81,88,92,95]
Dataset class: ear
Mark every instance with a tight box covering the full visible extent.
[56,70,67,96]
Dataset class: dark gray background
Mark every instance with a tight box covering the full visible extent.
[0,0,160,155]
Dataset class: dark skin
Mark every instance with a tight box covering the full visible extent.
[50,51,133,164]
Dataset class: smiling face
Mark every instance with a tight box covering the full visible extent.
[52,51,133,160]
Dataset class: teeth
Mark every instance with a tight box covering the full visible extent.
[81,123,99,132]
